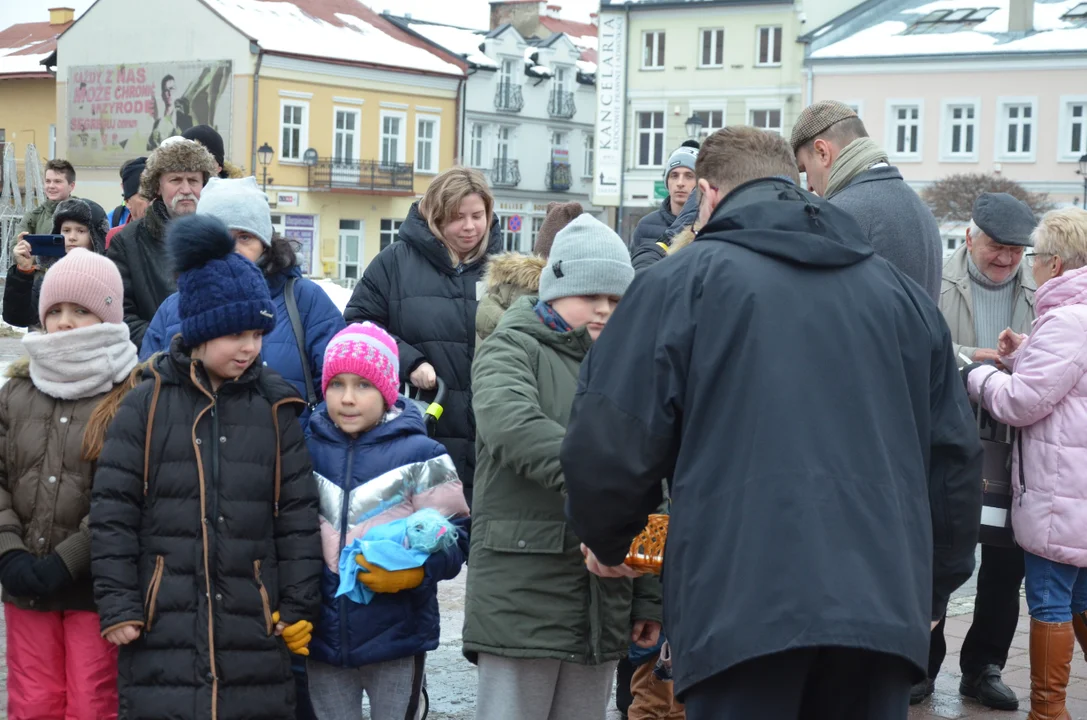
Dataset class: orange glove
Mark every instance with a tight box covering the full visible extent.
[355,555,424,594]
[271,611,313,656]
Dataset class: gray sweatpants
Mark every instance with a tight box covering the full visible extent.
[307,655,424,720]
[474,654,617,720]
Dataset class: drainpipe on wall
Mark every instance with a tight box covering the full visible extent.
[250,43,264,177]
[805,65,813,107]
[457,69,475,165]
[617,1,631,240]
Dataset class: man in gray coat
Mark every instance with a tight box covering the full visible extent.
[922,192,1037,710]
[792,101,942,301]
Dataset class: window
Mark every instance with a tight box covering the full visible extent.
[338,219,362,280]
[469,123,486,168]
[583,133,594,177]
[497,214,522,252]
[1060,97,1087,160]
[749,108,782,134]
[942,101,978,161]
[280,101,309,161]
[500,58,518,86]
[416,115,440,174]
[889,103,921,158]
[496,126,513,164]
[554,66,569,95]
[998,99,1036,160]
[757,26,782,66]
[379,219,403,251]
[334,108,360,164]
[380,111,407,165]
[551,131,567,150]
[693,109,725,137]
[700,28,724,68]
[636,111,665,167]
[642,31,665,69]
[530,216,545,248]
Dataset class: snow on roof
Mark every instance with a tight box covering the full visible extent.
[0,20,67,77]
[406,21,496,68]
[202,0,461,75]
[576,59,597,75]
[539,15,598,64]
[812,0,1087,59]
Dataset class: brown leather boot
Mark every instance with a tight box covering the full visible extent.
[1027,618,1074,720]
[1073,611,1087,663]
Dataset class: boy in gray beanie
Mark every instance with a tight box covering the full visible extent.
[466,212,656,720]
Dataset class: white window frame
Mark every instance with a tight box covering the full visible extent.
[583,133,594,178]
[379,218,403,251]
[995,96,1037,163]
[553,66,569,95]
[379,110,407,166]
[415,114,441,174]
[1058,95,1087,162]
[332,106,361,164]
[747,104,784,135]
[692,106,727,138]
[633,109,667,168]
[699,28,725,69]
[642,30,665,70]
[279,99,309,163]
[939,98,980,163]
[551,130,568,150]
[338,219,363,280]
[499,57,518,86]
[756,26,783,67]
[885,99,924,163]
[468,123,487,168]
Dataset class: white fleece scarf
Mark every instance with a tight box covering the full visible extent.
[23,323,139,400]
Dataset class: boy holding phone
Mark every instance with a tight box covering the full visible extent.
[3,199,109,329]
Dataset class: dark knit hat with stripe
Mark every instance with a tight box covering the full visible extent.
[167,214,275,347]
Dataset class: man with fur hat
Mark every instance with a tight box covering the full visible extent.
[107,137,217,345]
[4,198,110,329]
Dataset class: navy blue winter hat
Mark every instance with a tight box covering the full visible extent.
[167,214,275,348]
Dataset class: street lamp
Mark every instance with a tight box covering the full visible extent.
[258,142,274,193]
[684,114,704,141]
[1078,153,1087,210]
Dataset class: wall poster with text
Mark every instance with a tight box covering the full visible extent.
[68,60,233,167]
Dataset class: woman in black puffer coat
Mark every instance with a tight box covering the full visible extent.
[344,167,501,507]
[3,198,109,329]
[90,215,322,719]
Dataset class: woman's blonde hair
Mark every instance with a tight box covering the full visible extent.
[1032,207,1087,271]
[418,167,495,266]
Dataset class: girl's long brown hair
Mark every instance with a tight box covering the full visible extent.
[81,361,149,462]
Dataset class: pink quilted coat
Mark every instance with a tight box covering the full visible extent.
[968,265,1087,568]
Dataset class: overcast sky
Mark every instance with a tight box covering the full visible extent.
[2,0,599,33]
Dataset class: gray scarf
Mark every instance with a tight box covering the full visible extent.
[824,138,890,200]
[23,323,139,400]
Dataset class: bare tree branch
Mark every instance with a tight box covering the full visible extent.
[921,173,1055,222]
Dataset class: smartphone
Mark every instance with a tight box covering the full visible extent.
[25,234,67,258]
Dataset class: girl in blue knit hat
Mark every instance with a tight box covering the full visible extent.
[89,214,323,720]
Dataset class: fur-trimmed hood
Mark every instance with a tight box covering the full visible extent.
[222,160,245,179]
[139,138,218,200]
[668,226,697,255]
[5,355,30,379]
[482,252,546,294]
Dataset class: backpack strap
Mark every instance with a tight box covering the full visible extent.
[283,276,317,408]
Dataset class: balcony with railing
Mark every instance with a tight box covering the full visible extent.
[494,83,524,113]
[547,91,576,119]
[546,162,572,192]
[492,159,521,187]
[308,158,414,194]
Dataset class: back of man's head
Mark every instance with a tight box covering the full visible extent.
[695,126,800,198]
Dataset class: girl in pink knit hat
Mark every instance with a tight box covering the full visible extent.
[303,322,470,720]
[0,248,138,719]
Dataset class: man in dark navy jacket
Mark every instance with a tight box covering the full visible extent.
[561,126,982,719]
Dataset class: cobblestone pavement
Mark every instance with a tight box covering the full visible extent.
[0,336,1081,720]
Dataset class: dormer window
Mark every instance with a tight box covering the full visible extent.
[903,7,996,34]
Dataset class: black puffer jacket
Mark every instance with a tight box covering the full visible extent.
[107,199,177,346]
[344,202,501,502]
[90,338,322,720]
[631,190,700,274]
[630,197,676,251]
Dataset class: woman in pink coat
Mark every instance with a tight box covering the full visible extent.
[966,207,1087,720]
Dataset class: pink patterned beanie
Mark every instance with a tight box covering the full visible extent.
[322,323,400,408]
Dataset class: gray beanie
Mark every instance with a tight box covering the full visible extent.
[196,176,274,247]
[666,146,698,176]
[539,215,635,303]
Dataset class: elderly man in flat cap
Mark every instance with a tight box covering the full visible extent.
[919,191,1039,710]
[792,101,943,301]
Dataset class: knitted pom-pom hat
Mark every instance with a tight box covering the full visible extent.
[322,323,400,408]
[38,248,124,327]
[167,214,275,348]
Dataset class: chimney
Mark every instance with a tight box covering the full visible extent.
[589,12,598,26]
[49,7,75,25]
[545,4,562,19]
[1008,0,1034,32]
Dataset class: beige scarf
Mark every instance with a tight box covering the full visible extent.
[23,323,139,400]
[824,138,889,200]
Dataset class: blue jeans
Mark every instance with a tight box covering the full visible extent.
[1023,551,1087,623]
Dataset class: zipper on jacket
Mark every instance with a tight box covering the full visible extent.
[255,560,274,635]
[338,440,357,666]
[206,399,221,619]
[144,555,165,632]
